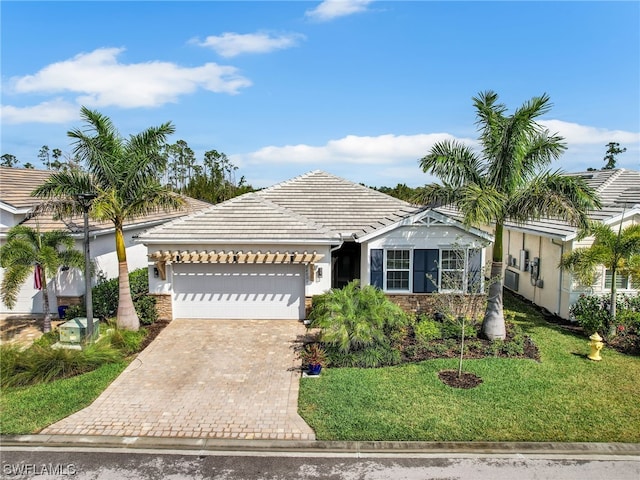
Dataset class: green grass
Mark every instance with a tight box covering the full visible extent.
[298,292,640,442]
[0,362,128,434]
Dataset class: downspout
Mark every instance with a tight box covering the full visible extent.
[552,238,564,316]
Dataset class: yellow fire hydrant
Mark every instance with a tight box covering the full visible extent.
[588,333,603,361]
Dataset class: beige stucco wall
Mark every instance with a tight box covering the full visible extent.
[502,212,640,319]
[504,230,566,316]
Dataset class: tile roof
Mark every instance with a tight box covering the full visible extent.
[256,170,420,238]
[140,170,423,244]
[0,166,211,235]
[439,168,640,241]
[0,166,52,210]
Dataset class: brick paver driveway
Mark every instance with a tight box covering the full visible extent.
[43,319,315,440]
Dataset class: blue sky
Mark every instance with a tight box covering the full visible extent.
[2,1,639,188]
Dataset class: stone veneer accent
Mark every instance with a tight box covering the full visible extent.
[150,292,482,321]
[384,294,440,315]
[386,293,487,317]
[56,295,84,307]
[150,293,173,321]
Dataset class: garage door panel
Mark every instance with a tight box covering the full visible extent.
[172,264,304,319]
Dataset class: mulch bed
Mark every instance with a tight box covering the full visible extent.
[438,370,483,389]
[138,319,171,352]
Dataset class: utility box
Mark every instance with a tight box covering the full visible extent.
[59,317,100,344]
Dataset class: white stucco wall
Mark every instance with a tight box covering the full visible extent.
[1,225,152,316]
[144,242,333,298]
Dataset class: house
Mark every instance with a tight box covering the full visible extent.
[499,168,640,319]
[139,170,492,320]
[0,166,210,316]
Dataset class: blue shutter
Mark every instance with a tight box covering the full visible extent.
[413,249,439,293]
[467,248,482,293]
[370,249,383,289]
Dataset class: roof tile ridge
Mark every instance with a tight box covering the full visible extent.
[255,195,339,238]
[336,174,417,208]
[257,170,323,194]
[596,168,624,193]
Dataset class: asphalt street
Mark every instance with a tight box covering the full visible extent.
[2,447,640,480]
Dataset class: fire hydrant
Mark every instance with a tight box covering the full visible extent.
[588,333,603,361]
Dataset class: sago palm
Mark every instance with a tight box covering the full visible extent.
[0,225,84,333]
[32,107,184,331]
[415,91,600,339]
[560,223,640,323]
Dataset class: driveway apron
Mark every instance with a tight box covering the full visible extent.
[42,319,315,440]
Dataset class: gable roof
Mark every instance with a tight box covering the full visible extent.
[0,166,211,236]
[139,192,340,244]
[140,170,426,244]
[0,166,52,212]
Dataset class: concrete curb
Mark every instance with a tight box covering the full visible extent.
[2,435,640,456]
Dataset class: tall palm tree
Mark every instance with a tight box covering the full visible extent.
[32,107,184,331]
[0,225,84,333]
[560,223,640,325]
[415,91,601,339]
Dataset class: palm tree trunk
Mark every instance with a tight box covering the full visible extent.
[115,227,139,331]
[40,267,52,333]
[609,268,617,339]
[481,222,506,340]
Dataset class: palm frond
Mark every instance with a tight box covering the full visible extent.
[419,139,484,187]
[506,170,600,228]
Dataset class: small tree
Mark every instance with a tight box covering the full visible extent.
[428,246,489,378]
[0,226,84,332]
[1,154,18,167]
[602,142,626,170]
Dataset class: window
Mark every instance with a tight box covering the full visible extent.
[604,269,631,290]
[386,250,410,290]
[440,249,466,292]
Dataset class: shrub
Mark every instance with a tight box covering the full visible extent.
[103,324,147,355]
[570,294,612,337]
[439,315,478,340]
[326,345,402,368]
[414,318,442,346]
[92,268,156,324]
[1,342,123,388]
[570,293,640,340]
[63,304,86,320]
[310,280,409,354]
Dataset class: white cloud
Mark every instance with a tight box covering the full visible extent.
[195,32,305,58]
[540,119,640,145]
[1,98,79,124]
[305,0,373,21]
[7,47,251,112]
[238,133,475,166]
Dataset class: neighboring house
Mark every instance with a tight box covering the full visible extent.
[0,166,210,316]
[498,168,640,319]
[139,170,492,321]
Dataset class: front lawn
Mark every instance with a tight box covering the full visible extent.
[1,362,127,434]
[298,292,640,442]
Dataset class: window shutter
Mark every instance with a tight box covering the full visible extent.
[370,249,383,289]
[468,248,482,293]
[413,249,439,293]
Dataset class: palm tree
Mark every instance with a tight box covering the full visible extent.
[415,91,601,339]
[0,225,84,333]
[32,107,184,331]
[560,223,640,326]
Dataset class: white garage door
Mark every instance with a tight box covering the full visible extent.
[172,263,305,319]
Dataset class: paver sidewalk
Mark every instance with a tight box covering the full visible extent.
[42,319,315,440]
